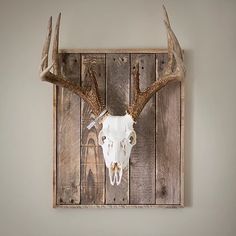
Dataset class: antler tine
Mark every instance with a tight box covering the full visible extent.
[162,5,170,26]
[163,5,174,74]
[52,13,61,75]
[164,20,185,78]
[41,16,52,70]
[164,22,183,61]
[163,5,183,62]
[87,63,99,89]
[40,14,104,117]
[132,62,141,102]
[87,64,104,113]
[128,5,185,121]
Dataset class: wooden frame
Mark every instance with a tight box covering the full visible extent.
[53,48,184,208]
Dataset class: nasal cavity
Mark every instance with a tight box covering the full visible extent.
[111,162,118,171]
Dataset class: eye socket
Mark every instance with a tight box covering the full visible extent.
[129,132,136,145]
[129,136,134,144]
[98,132,106,146]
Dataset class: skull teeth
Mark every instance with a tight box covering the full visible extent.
[109,164,123,185]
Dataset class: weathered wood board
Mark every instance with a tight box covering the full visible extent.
[105,54,130,204]
[130,54,156,204]
[80,54,106,205]
[53,49,184,208]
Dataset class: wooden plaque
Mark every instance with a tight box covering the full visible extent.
[53,48,184,208]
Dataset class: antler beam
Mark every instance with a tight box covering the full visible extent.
[40,14,104,116]
[127,5,185,120]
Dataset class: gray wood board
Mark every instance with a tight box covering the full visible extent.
[56,53,81,205]
[130,54,156,204]
[105,54,130,204]
[156,53,181,204]
[80,54,106,204]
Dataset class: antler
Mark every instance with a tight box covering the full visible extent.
[40,14,104,116]
[127,5,186,120]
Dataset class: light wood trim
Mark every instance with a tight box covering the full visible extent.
[53,85,57,208]
[55,204,184,208]
[180,73,185,207]
[59,48,168,54]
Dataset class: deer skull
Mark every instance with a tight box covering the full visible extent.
[98,114,136,185]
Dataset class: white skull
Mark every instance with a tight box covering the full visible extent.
[98,114,136,185]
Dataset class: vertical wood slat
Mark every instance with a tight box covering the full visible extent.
[80,54,106,204]
[56,53,81,205]
[130,54,156,204]
[105,54,130,204]
[156,53,181,204]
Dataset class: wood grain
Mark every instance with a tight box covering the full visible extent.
[156,53,181,204]
[56,53,81,205]
[130,54,156,204]
[80,54,106,204]
[105,54,130,204]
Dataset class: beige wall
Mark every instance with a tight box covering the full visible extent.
[1,0,236,235]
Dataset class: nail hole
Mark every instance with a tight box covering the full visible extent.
[122,58,124,61]
[113,198,116,202]
[123,198,125,201]
[113,58,116,61]
[133,66,135,70]
[142,66,144,69]
[60,198,63,203]
[161,186,167,196]
[161,61,165,64]
[70,199,74,203]
[74,59,77,63]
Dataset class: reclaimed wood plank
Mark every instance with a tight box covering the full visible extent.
[105,53,130,204]
[80,54,106,204]
[56,53,81,205]
[156,53,181,204]
[130,54,156,204]
[58,204,183,208]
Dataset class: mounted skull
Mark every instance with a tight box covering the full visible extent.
[98,114,136,185]
[39,6,185,185]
